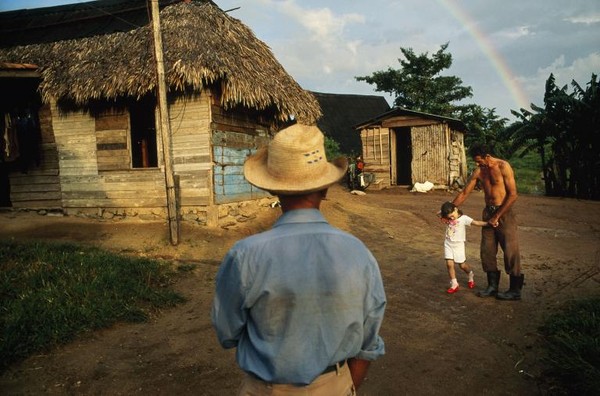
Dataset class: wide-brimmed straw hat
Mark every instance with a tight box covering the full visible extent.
[244,124,348,195]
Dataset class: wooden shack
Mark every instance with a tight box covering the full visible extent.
[355,107,468,190]
[0,0,321,226]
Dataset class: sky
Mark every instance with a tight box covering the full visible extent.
[1,0,599,121]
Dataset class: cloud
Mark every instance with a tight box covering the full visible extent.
[495,25,534,40]
[521,52,600,104]
[273,1,364,46]
[564,14,600,25]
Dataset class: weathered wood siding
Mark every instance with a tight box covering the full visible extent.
[410,124,449,186]
[211,105,271,204]
[449,130,467,186]
[9,103,61,208]
[170,93,211,207]
[95,111,131,171]
[9,91,277,220]
[360,127,391,187]
[51,101,166,214]
[359,120,466,189]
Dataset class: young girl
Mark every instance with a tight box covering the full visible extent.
[440,201,487,294]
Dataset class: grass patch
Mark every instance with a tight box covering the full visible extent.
[510,150,545,195]
[539,297,600,395]
[0,239,185,370]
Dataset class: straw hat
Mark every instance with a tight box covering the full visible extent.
[244,124,348,195]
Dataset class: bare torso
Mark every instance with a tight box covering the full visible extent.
[452,155,517,226]
[476,160,508,206]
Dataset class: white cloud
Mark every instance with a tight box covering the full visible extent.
[521,53,600,105]
[495,25,533,39]
[564,14,600,25]
[274,1,364,46]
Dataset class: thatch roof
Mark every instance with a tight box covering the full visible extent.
[0,0,321,123]
[312,92,390,155]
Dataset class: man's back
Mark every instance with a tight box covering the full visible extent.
[212,208,386,385]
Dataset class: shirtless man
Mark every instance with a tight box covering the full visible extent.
[452,143,524,301]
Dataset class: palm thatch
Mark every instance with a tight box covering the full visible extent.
[0,1,321,123]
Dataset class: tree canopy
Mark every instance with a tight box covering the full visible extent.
[355,43,472,116]
[506,73,600,199]
[355,42,504,154]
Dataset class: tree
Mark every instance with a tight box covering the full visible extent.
[507,73,600,199]
[356,43,473,117]
[457,104,509,156]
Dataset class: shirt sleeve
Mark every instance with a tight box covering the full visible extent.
[463,215,474,226]
[356,258,386,361]
[211,248,249,349]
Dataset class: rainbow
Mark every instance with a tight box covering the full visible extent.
[438,0,530,112]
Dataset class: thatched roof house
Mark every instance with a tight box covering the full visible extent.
[311,92,390,156]
[355,107,468,190]
[0,0,320,122]
[0,0,321,227]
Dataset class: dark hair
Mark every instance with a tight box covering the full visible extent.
[468,143,494,158]
[440,201,462,218]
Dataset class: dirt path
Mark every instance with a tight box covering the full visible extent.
[1,184,599,395]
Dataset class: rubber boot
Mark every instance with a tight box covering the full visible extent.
[496,274,524,301]
[477,270,500,297]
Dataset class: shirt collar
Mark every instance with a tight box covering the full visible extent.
[273,209,328,227]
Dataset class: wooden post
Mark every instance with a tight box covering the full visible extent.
[150,0,179,245]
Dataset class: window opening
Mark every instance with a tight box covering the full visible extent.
[129,96,157,168]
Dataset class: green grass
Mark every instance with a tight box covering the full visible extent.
[539,298,600,395]
[0,239,185,370]
[510,150,545,195]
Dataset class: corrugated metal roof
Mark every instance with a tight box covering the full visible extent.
[355,106,467,133]
[0,0,183,48]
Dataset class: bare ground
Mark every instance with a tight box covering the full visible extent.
[1,184,599,395]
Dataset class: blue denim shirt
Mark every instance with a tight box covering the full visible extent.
[211,209,386,385]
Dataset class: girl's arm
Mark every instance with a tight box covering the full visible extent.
[471,220,488,227]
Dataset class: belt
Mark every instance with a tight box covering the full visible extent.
[486,205,501,212]
[322,360,346,375]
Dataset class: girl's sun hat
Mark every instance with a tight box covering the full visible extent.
[243,124,348,195]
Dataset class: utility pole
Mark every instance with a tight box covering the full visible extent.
[150,0,179,245]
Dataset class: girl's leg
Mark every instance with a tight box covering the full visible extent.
[459,262,476,289]
[446,259,459,293]
[458,262,471,274]
[446,259,457,280]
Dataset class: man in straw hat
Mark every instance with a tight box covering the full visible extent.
[212,124,386,395]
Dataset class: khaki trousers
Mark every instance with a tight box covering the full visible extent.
[238,362,356,396]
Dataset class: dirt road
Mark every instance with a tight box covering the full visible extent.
[1,184,599,395]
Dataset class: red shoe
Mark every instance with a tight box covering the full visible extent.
[447,285,459,294]
[468,281,475,289]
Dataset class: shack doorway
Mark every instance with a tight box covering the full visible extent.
[0,77,42,207]
[394,127,412,185]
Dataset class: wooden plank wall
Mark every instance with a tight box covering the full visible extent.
[360,127,391,187]
[9,103,62,208]
[449,130,467,186]
[410,124,449,186]
[51,101,167,214]
[358,121,466,190]
[211,105,270,204]
[95,111,131,171]
[169,93,211,207]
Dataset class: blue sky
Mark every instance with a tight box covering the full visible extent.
[1,0,599,120]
